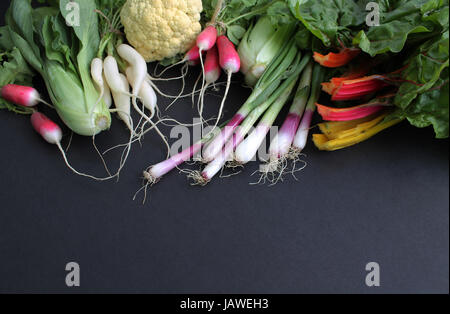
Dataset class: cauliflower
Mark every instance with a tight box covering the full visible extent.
[121,0,203,62]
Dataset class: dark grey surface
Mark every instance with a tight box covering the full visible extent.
[0,2,448,294]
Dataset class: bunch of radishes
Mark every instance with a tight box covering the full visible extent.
[171,14,241,127]
[94,44,158,135]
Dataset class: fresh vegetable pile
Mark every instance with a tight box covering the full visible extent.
[0,0,448,192]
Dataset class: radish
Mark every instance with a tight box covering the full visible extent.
[104,56,134,97]
[204,46,222,85]
[125,67,157,116]
[195,26,218,126]
[114,46,169,154]
[111,73,132,131]
[91,58,104,95]
[116,44,147,107]
[217,36,241,74]
[31,112,122,181]
[90,58,112,109]
[208,35,240,135]
[31,112,63,145]
[197,26,218,52]
[90,58,109,110]
[155,45,202,78]
[1,84,45,107]
[198,45,221,122]
[102,73,112,108]
[186,46,202,66]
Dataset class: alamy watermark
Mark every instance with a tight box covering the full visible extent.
[366,2,381,27]
[64,1,80,27]
[65,262,80,287]
[366,262,381,287]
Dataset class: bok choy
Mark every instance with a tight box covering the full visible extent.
[1,0,111,136]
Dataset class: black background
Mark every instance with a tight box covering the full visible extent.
[0,1,448,294]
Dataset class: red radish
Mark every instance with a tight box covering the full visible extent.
[154,45,202,78]
[30,112,124,181]
[208,35,241,132]
[196,26,218,125]
[31,112,63,144]
[198,45,221,120]
[217,36,241,74]
[200,37,241,162]
[204,45,221,83]
[186,46,201,65]
[1,84,40,107]
[197,26,218,51]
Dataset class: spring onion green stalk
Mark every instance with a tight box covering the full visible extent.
[234,56,309,165]
[238,17,296,86]
[292,64,325,152]
[268,59,313,162]
[197,54,305,184]
[202,38,299,162]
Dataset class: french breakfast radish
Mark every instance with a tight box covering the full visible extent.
[204,46,221,84]
[197,26,218,52]
[196,26,218,124]
[198,45,221,121]
[211,35,240,131]
[31,112,120,181]
[31,112,63,144]
[218,36,241,74]
[155,45,202,78]
[2,84,41,107]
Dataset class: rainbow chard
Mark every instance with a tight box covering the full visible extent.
[316,97,393,122]
[325,76,390,101]
[313,48,360,68]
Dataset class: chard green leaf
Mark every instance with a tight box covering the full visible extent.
[289,0,365,47]
[393,81,449,138]
[353,0,448,56]
[391,30,449,138]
